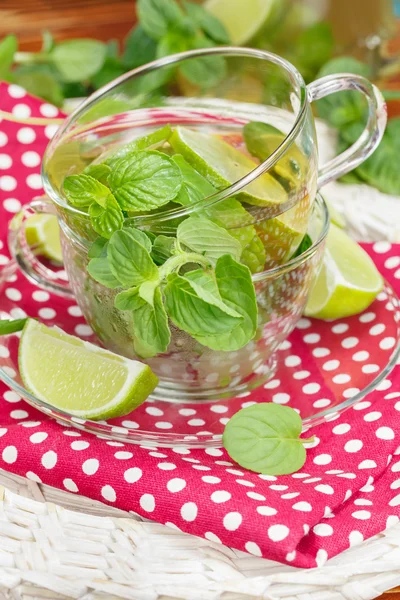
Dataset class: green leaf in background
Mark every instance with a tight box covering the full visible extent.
[177,216,242,263]
[106,125,172,166]
[165,271,242,337]
[151,234,176,264]
[180,37,227,88]
[0,35,17,80]
[157,31,189,58]
[183,1,230,44]
[108,228,159,287]
[131,287,171,358]
[90,57,124,90]
[356,118,400,196]
[51,39,107,83]
[183,269,242,317]
[87,254,121,289]
[122,25,158,70]
[316,57,371,128]
[89,195,124,239]
[291,22,334,82]
[88,237,108,259]
[222,403,313,475]
[0,318,28,336]
[84,164,112,186]
[63,174,110,208]
[41,30,55,53]
[13,68,64,107]
[108,150,182,211]
[137,0,184,40]
[196,255,257,351]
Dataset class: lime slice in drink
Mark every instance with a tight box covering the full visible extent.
[25,214,63,263]
[19,319,158,420]
[305,224,383,319]
[205,0,279,44]
[170,126,286,209]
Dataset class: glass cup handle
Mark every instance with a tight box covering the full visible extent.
[307,74,387,189]
[6,198,74,298]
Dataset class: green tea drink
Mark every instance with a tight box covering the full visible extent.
[58,114,317,400]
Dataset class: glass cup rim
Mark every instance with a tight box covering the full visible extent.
[42,46,309,223]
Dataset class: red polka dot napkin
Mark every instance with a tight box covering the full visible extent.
[0,82,400,568]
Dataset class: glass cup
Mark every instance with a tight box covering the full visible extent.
[8,47,386,402]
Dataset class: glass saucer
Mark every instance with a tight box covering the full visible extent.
[0,277,399,448]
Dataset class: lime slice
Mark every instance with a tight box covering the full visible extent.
[25,214,63,263]
[205,0,278,44]
[305,224,383,319]
[19,319,158,420]
[170,126,286,208]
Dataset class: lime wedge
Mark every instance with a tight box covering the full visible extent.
[170,126,286,209]
[25,214,63,263]
[19,319,158,420]
[305,224,383,319]
[205,0,278,44]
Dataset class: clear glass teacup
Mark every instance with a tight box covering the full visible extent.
[9,47,386,402]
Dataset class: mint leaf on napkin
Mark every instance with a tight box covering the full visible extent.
[223,403,314,475]
[0,318,28,336]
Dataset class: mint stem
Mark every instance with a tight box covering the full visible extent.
[14,52,49,64]
[301,436,315,445]
[160,252,211,279]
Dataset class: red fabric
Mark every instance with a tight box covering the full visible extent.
[0,82,400,568]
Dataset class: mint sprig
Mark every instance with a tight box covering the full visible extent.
[223,403,314,475]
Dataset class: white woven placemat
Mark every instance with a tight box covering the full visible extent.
[0,119,398,600]
[1,469,400,600]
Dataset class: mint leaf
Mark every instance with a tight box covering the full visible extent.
[0,35,17,80]
[152,235,176,265]
[184,269,241,318]
[183,2,230,43]
[106,125,172,167]
[108,150,182,212]
[122,25,157,69]
[64,174,110,209]
[196,255,257,351]
[291,22,333,82]
[87,251,121,289]
[123,227,153,253]
[137,0,184,40]
[132,287,171,358]
[223,403,313,475]
[88,237,108,258]
[177,216,242,263]
[116,287,170,358]
[172,154,215,205]
[51,39,107,83]
[165,272,242,337]
[290,233,312,259]
[108,229,159,287]
[89,195,124,239]
[84,164,112,186]
[0,318,27,336]
[316,57,370,128]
